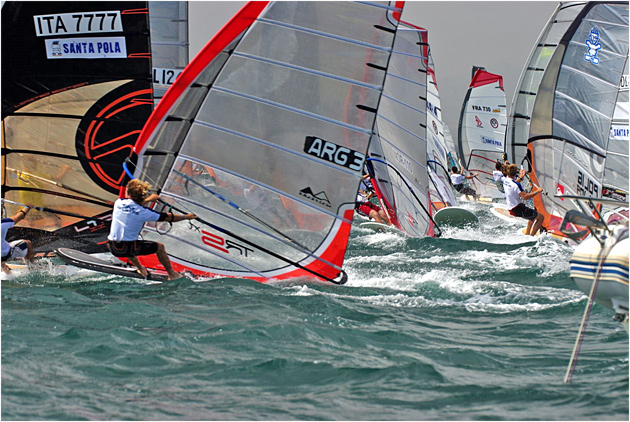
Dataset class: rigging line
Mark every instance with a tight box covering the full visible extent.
[367,157,441,237]
[124,159,343,271]
[171,169,344,272]
[1,198,110,221]
[122,161,347,285]
[564,230,617,383]
[5,168,114,205]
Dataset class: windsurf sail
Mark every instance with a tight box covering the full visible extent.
[424,31,458,211]
[127,1,406,283]
[457,66,508,200]
[365,20,435,237]
[149,1,189,106]
[1,2,153,254]
[505,2,587,166]
[527,1,629,237]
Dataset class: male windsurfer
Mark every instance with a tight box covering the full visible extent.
[107,179,197,280]
[503,164,544,236]
[450,166,479,201]
[1,204,35,274]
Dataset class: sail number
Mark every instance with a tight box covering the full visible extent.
[304,136,364,171]
[576,171,599,197]
[34,11,123,37]
[153,68,182,86]
[201,230,254,257]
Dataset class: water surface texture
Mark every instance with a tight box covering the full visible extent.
[2,203,628,420]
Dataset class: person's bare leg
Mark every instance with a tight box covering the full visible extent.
[530,214,544,236]
[524,219,534,236]
[369,210,383,224]
[155,243,182,280]
[378,210,390,225]
[127,256,148,278]
[25,240,34,263]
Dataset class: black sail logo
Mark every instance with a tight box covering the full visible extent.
[304,136,364,171]
[299,187,331,207]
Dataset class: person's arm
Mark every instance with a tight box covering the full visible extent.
[519,186,543,200]
[465,173,478,179]
[11,204,32,224]
[142,193,160,205]
[159,212,197,223]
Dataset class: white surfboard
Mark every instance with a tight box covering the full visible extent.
[490,203,526,225]
[359,221,406,235]
[433,206,479,227]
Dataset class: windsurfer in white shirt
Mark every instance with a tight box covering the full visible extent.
[503,164,544,236]
[450,166,479,201]
[107,179,197,280]
[1,204,35,274]
[492,161,506,193]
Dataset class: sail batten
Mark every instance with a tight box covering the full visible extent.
[129,1,405,282]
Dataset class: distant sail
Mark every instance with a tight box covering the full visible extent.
[128,1,405,283]
[505,2,587,166]
[527,2,629,236]
[149,1,189,105]
[1,2,153,254]
[457,67,508,200]
[366,21,435,237]
[423,30,458,210]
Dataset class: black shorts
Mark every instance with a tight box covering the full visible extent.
[107,240,158,258]
[509,203,538,221]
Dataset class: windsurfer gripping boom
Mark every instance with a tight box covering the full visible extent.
[107,179,197,280]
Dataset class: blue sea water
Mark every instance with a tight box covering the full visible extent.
[2,203,628,421]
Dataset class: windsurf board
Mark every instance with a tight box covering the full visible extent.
[433,207,479,227]
[359,221,406,235]
[56,248,172,281]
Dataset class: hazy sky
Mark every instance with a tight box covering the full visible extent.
[188,1,559,135]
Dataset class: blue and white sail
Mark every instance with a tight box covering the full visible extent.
[527,2,629,237]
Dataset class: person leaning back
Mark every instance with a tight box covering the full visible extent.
[107,179,196,280]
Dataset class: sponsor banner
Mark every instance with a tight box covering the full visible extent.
[610,124,629,140]
[45,37,127,59]
[481,136,503,148]
[34,11,123,36]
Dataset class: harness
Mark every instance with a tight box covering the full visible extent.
[107,240,141,257]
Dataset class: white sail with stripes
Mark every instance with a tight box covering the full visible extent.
[366,21,434,237]
[457,67,508,200]
[505,2,586,166]
[129,1,405,283]
[149,1,189,105]
[527,2,629,236]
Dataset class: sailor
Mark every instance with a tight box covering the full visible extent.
[450,166,479,201]
[107,179,197,280]
[1,204,35,274]
[493,161,506,193]
[503,164,544,236]
[355,187,389,225]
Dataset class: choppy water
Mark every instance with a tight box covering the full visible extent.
[2,203,628,421]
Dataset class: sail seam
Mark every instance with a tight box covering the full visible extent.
[212,86,373,135]
[256,18,393,53]
[231,51,384,91]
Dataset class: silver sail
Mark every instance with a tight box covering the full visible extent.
[130,1,405,282]
[505,2,587,165]
[367,21,433,237]
[528,2,629,235]
[149,1,189,105]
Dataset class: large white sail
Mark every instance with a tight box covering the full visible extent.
[457,67,508,200]
[128,1,405,283]
[149,1,189,105]
[366,21,435,237]
[505,2,587,166]
[527,2,629,236]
